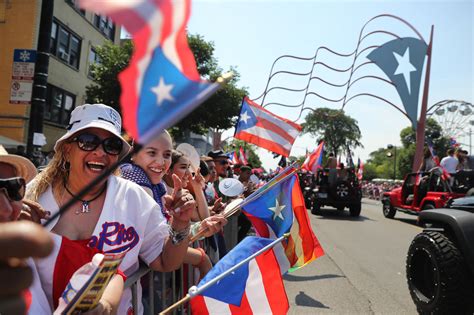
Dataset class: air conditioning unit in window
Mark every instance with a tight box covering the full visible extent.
[59,51,70,62]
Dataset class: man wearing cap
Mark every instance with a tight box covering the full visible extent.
[208,150,231,179]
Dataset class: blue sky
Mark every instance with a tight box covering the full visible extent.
[187,0,473,170]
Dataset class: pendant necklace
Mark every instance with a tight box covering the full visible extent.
[64,183,107,215]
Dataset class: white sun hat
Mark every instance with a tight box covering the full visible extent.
[54,104,131,156]
[176,143,200,172]
[219,178,244,197]
[0,145,37,183]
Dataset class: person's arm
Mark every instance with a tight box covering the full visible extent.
[149,175,194,272]
[84,274,124,315]
[189,169,210,221]
[0,221,53,315]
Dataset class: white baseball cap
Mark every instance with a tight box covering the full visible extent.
[0,145,37,183]
[54,104,131,156]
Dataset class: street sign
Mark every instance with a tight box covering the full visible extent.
[10,49,36,104]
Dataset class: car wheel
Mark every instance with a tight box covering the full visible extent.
[406,231,470,314]
[311,202,321,215]
[382,200,396,218]
[349,203,361,217]
[422,203,435,210]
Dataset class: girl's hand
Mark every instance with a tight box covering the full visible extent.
[163,174,195,226]
[198,215,227,237]
[190,168,205,188]
[211,198,225,214]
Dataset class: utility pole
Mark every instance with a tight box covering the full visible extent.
[26,0,54,157]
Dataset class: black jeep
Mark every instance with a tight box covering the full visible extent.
[406,196,474,314]
[307,168,362,217]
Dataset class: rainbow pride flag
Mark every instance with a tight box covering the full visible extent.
[242,174,324,272]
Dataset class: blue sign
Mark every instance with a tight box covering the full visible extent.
[13,49,37,63]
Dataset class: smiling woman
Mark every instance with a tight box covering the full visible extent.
[25,104,198,314]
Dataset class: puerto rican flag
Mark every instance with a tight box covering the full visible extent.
[302,141,324,173]
[234,97,302,157]
[190,236,288,314]
[79,0,222,145]
[357,159,364,181]
[239,146,248,165]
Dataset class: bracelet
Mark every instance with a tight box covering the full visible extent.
[194,247,206,267]
[169,224,190,245]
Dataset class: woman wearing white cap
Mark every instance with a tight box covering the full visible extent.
[26,104,197,314]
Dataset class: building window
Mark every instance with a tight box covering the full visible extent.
[93,14,115,41]
[45,85,76,126]
[50,20,82,69]
[65,0,85,15]
[88,47,101,78]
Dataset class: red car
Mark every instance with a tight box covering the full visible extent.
[381,168,473,218]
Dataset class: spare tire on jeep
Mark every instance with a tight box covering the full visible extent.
[333,180,351,200]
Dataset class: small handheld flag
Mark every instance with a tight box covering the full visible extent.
[79,0,229,145]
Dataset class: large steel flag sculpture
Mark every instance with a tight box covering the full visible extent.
[367,38,428,128]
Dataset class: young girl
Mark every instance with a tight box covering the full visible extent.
[120,131,227,277]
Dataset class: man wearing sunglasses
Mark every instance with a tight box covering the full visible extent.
[208,150,231,179]
[0,145,53,314]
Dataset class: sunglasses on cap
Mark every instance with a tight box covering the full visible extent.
[0,177,26,201]
[71,133,123,156]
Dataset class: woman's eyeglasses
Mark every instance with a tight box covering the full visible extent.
[0,177,26,201]
[71,133,123,156]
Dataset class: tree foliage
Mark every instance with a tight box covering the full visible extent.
[302,108,362,156]
[85,41,133,112]
[363,118,451,180]
[85,34,247,137]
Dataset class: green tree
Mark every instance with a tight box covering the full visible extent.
[398,118,451,174]
[364,147,400,179]
[85,34,247,137]
[86,41,133,111]
[224,139,262,169]
[302,108,362,156]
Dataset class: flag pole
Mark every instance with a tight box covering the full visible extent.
[160,234,290,315]
[189,163,299,242]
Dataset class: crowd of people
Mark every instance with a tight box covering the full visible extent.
[0,104,269,314]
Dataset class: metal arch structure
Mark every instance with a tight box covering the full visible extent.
[427,100,474,141]
[251,14,433,171]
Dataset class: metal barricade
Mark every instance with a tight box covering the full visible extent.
[124,239,213,314]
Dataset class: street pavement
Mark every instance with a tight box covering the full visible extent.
[284,198,422,315]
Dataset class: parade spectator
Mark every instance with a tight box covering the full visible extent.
[0,145,53,314]
[237,165,254,242]
[208,150,230,179]
[440,148,458,174]
[26,104,196,314]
